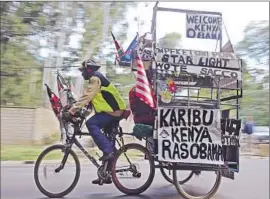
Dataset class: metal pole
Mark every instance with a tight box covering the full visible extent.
[151,2,159,43]
[52,2,69,95]
[56,2,68,69]
[99,2,111,77]
[157,7,222,16]
[41,2,68,107]
[41,41,53,107]
[220,14,223,52]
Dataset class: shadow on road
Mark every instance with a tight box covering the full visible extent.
[35,185,182,199]
[85,184,182,199]
[87,194,154,199]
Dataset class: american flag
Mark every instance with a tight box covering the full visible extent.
[135,55,156,109]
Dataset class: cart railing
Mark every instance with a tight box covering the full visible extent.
[131,3,244,181]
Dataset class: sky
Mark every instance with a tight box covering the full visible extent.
[124,2,269,51]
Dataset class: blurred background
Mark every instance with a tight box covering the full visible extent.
[0,2,269,161]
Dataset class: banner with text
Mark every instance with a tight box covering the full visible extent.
[155,48,241,70]
[156,62,242,80]
[157,107,224,165]
[221,118,241,173]
[155,47,238,60]
[186,13,222,40]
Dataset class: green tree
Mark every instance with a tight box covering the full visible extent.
[78,2,138,106]
[0,2,135,106]
[81,2,137,58]
[235,21,269,125]
[158,32,182,48]
[235,20,269,84]
[0,2,54,106]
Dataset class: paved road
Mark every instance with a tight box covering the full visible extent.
[1,157,269,199]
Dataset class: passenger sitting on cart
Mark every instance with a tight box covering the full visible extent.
[129,68,156,153]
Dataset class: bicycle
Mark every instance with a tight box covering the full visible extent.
[34,106,155,198]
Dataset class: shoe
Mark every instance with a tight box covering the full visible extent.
[99,152,115,162]
[92,178,112,185]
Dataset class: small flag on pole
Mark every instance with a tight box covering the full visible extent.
[111,32,138,67]
[111,31,124,59]
[45,84,61,116]
[119,34,138,64]
[56,72,68,94]
[66,77,74,91]
[135,55,156,109]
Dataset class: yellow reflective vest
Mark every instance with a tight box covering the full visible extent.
[74,72,126,113]
[92,82,126,113]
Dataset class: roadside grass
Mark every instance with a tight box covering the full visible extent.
[1,143,148,161]
[1,132,61,161]
[0,144,99,161]
[1,145,45,161]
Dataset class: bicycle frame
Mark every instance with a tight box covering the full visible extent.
[47,73,139,174]
[56,115,135,174]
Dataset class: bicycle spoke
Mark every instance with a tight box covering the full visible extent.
[34,145,80,198]
[111,143,155,195]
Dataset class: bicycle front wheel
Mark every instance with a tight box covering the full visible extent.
[34,144,81,198]
[111,143,155,195]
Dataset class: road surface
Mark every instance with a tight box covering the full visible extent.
[1,157,269,199]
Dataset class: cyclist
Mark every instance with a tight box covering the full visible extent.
[69,58,127,184]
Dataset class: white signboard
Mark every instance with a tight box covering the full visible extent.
[156,62,242,80]
[155,48,241,69]
[186,13,222,40]
[157,107,224,165]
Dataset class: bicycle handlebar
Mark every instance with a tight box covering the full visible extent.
[61,104,92,125]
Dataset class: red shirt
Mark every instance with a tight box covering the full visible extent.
[129,86,155,126]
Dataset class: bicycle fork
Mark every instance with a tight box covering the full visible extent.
[55,143,72,173]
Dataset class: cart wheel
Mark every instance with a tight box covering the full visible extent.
[173,170,222,199]
[160,166,194,185]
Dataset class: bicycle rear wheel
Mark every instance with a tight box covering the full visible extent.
[34,144,80,198]
[111,143,155,195]
[160,165,194,184]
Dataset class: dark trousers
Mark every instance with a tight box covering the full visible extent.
[86,112,118,154]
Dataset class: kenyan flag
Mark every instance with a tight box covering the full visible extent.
[111,31,124,58]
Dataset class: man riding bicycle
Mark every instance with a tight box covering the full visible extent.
[68,58,127,184]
